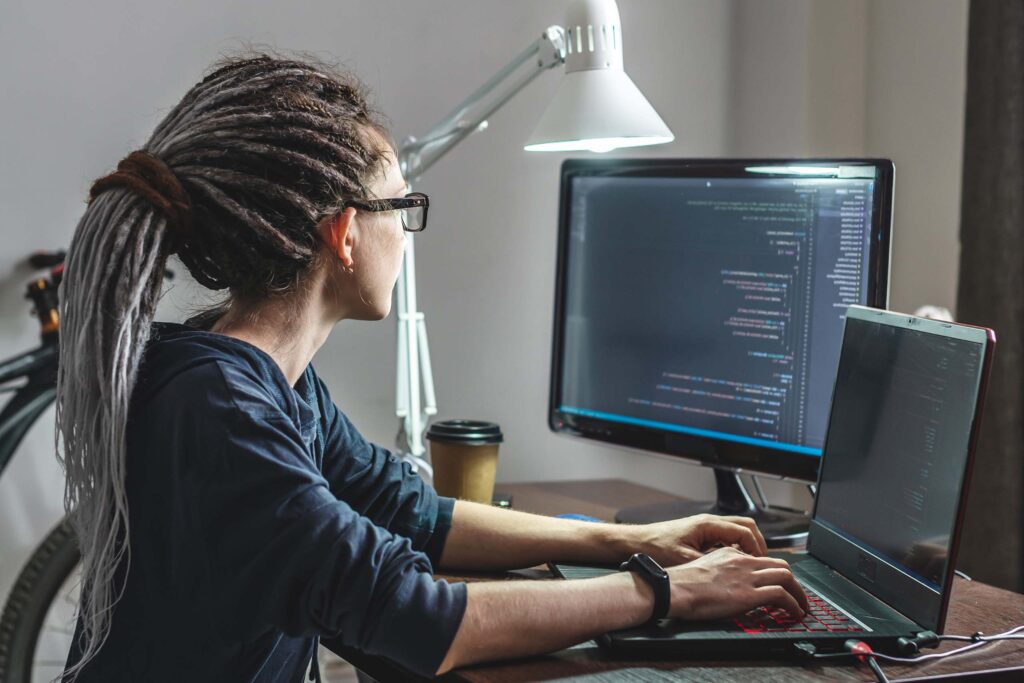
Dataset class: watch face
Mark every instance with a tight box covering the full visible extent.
[635,553,668,578]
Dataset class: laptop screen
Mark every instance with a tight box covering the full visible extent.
[813,314,985,592]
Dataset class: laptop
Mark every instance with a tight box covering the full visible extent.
[551,305,995,656]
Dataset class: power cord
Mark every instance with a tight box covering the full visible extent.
[844,640,889,682]
[794,624,1024,682]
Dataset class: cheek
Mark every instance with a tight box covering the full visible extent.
[392,233,407,272]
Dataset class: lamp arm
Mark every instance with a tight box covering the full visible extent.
[398,26,565,182]
[391,25,566,464]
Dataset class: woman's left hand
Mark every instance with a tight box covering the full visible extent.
[627,513,769,567]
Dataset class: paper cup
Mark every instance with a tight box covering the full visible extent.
[426,420,503,504]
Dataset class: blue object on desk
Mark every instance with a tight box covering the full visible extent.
[556,513,604,523]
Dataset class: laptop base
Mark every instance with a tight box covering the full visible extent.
[552,553,922,658]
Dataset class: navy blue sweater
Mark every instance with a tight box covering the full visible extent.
[64,322,466,681]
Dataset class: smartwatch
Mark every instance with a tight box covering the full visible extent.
[618,553,671,623]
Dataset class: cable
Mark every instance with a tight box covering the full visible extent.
[804,624,1024,665]
[880,624,1024,664]
[845,640,889,682]
[867,656,889,683]
[793,624,1024,682]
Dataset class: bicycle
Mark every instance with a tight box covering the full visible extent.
[0,249,79,683]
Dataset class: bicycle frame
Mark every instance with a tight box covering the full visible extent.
[0,343,58,477]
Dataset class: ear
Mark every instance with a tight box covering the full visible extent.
[320,207,357,268]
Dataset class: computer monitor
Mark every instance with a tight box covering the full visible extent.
[548,158,894,545]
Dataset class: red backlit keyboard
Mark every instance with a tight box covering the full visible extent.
[733,588,865,634]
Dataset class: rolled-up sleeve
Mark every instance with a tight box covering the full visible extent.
[191,363,467,677]
[312,372,456,566]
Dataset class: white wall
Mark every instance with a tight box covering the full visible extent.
[0,0,968,604]
[864,0,968,315]
[728,0,968,315]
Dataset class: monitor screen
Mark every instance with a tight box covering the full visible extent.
[813,315,985,590]
[550,159,893,481]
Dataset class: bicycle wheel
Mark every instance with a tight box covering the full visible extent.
[0,517,80,683]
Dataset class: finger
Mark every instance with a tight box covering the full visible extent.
[750,568,794,587]
[751,568,810,613]
[748,555,792,570]
[702,520,761,556]
[754,585,805,618]
[721,516,768,556]
[707,544,744,557]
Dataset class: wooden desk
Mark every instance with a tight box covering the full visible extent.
[333,479,1024,682]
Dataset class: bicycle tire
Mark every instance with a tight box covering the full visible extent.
[0,517,79,683]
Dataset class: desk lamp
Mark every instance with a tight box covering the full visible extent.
[394,0,673,472]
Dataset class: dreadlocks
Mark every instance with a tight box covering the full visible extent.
[56,53,391,681]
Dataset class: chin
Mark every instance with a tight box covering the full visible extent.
[351,306,391,322]
[370,300,392,321]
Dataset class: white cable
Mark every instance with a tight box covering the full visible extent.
[815,624,1024,665]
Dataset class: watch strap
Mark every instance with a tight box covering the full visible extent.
[619,553,670,623]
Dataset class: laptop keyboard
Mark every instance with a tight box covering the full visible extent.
[734,585,865,634]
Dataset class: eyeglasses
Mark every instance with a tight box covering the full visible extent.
[342,191,429,233]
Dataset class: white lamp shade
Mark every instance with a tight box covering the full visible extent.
[524,68,674,152]
[524,0,673,153]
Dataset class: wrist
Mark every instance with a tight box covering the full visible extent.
[616,569,656,625]
[593,522,649,561]
[665,566,696,620]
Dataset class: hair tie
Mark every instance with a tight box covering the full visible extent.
[89,150,192,251]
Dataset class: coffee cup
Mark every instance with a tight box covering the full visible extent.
[426,420,503,504]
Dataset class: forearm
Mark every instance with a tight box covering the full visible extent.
[439,500,640,570]
[436,572,654,674]
[433,511,803,675]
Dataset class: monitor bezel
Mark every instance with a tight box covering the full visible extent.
[547,157,894,483]
[807,305,995,632]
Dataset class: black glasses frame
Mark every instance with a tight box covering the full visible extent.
[342,191,429,232]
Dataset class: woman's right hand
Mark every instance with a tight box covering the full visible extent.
[437,544,812,675]
[667,547,810,621]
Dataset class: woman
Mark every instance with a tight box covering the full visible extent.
[57,54,807,682]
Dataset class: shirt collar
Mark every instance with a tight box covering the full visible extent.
[151,322,322,444]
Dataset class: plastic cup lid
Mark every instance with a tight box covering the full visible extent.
[426,419,504,445]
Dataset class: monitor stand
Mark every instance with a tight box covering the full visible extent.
[614,469,809,548]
